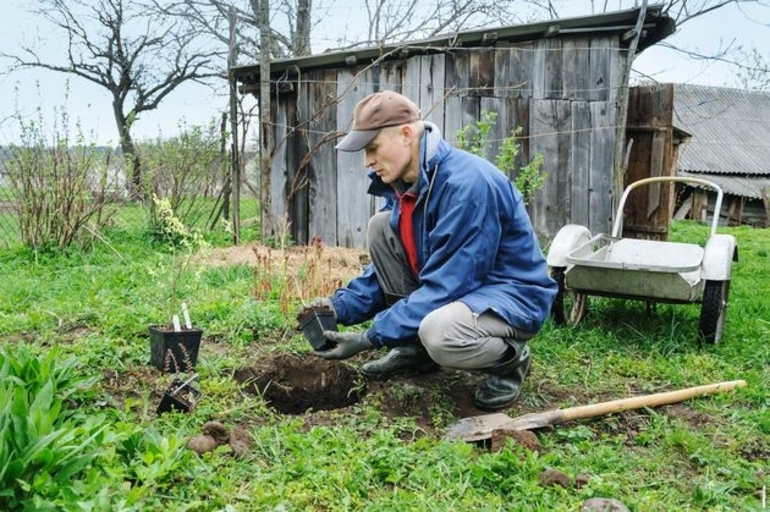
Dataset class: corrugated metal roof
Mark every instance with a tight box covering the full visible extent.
[674,84,770,178]
[232,5,674,82]
[680,171,770,200]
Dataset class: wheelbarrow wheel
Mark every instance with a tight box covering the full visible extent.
[698,280,730,344]
[549,267,587,326]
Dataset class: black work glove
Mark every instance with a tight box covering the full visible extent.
[297,297,337,321]
[315,331,372,360]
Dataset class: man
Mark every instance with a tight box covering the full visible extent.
[302,90,557,410]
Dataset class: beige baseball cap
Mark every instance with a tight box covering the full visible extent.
[336,91,421,152]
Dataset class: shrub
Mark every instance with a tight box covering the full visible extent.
[5,107,117,250]
[456,111,546,205]
[141,120,226,230]
[0,343,105,509]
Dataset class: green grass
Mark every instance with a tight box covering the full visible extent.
[0,221,767,510]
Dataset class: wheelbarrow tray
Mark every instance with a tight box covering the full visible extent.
[564,234,705,302]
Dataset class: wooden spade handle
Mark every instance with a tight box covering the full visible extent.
[556,380,746,423]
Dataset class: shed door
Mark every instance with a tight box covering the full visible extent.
[624,84,677,241]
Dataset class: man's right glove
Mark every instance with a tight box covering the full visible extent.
[297,297,337,321]
[314,331,372,360]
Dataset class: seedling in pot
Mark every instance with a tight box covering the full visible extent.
[149,303,202,373]
[157,373,201,415]
[297,305,338,351]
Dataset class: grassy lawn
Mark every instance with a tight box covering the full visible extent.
[0,221,767,510]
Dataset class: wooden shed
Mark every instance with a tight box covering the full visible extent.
[232,6,675,247]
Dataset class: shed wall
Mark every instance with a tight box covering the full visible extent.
[269,36,631,247]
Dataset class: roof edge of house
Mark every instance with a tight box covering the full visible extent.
[232,4,674,83]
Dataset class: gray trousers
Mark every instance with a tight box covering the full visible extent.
[368,212,523,371]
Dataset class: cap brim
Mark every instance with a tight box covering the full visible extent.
[335,129,379,152]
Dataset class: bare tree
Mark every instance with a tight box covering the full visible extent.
[735,47,770,89]
[160,0,316,60]
[2,0,222,198]
[335,0,522,50]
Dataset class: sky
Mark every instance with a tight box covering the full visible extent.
[0,0,768,147]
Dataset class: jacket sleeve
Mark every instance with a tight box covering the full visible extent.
[365,171,502,347]
[330,263,387,326]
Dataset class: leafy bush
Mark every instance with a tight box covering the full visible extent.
[0,343,105,509]
[5,107,118,250]
[141,120,226,230]
[149,194,209,327]
[456,110,546,204]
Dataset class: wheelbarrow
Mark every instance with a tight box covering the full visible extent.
[546,177,738,344]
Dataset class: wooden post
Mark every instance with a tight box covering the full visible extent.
[258,0,274,241]
[762,186,770,227]
[612,1,648,226]
[228,6,241,244]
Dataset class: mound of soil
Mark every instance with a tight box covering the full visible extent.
[234,353,365,414]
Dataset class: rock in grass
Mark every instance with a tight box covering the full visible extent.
[581,498,630,511]
[574,472,591,489]
[202,420,230,445]
[229,426,254,458]
[538,468,570,488]
[187,434,219,455]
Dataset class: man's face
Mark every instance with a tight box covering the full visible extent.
[363,126,414,184]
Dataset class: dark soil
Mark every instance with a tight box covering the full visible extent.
[96,339,719,443]
[234,353,365,414]
[228,350,492,428]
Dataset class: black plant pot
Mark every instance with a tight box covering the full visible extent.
[297,309,337,350]
[149,325,202,373]
[157,378,201,414]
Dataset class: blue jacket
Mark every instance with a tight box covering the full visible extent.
[331,131,557,348]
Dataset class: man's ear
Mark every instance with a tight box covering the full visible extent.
[400,124,415,145]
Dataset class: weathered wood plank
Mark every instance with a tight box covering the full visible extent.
[451,95,481,148]
[444,50,469,91]
[531,42,546,100]
[571,101,591,227]
[532,38,563,100]
[469,48,495,96]
[625,84,676,239]
[588,36,612,102]
[589,101,614,235]
[270,98,288,223]
[336,68,374,248]
[284,88,309,244]
[562,37,591,100]
[508,42,535,99]
[380,60,403,92]
[494,42,511,97]
[529,99,572,241]
[419,54,446,129]
[306,68,339,246]
[444,50,469,143]
[606,36,626,106]
[647,131,665,217]
[402,57,421,105]
[444,95,464,145]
